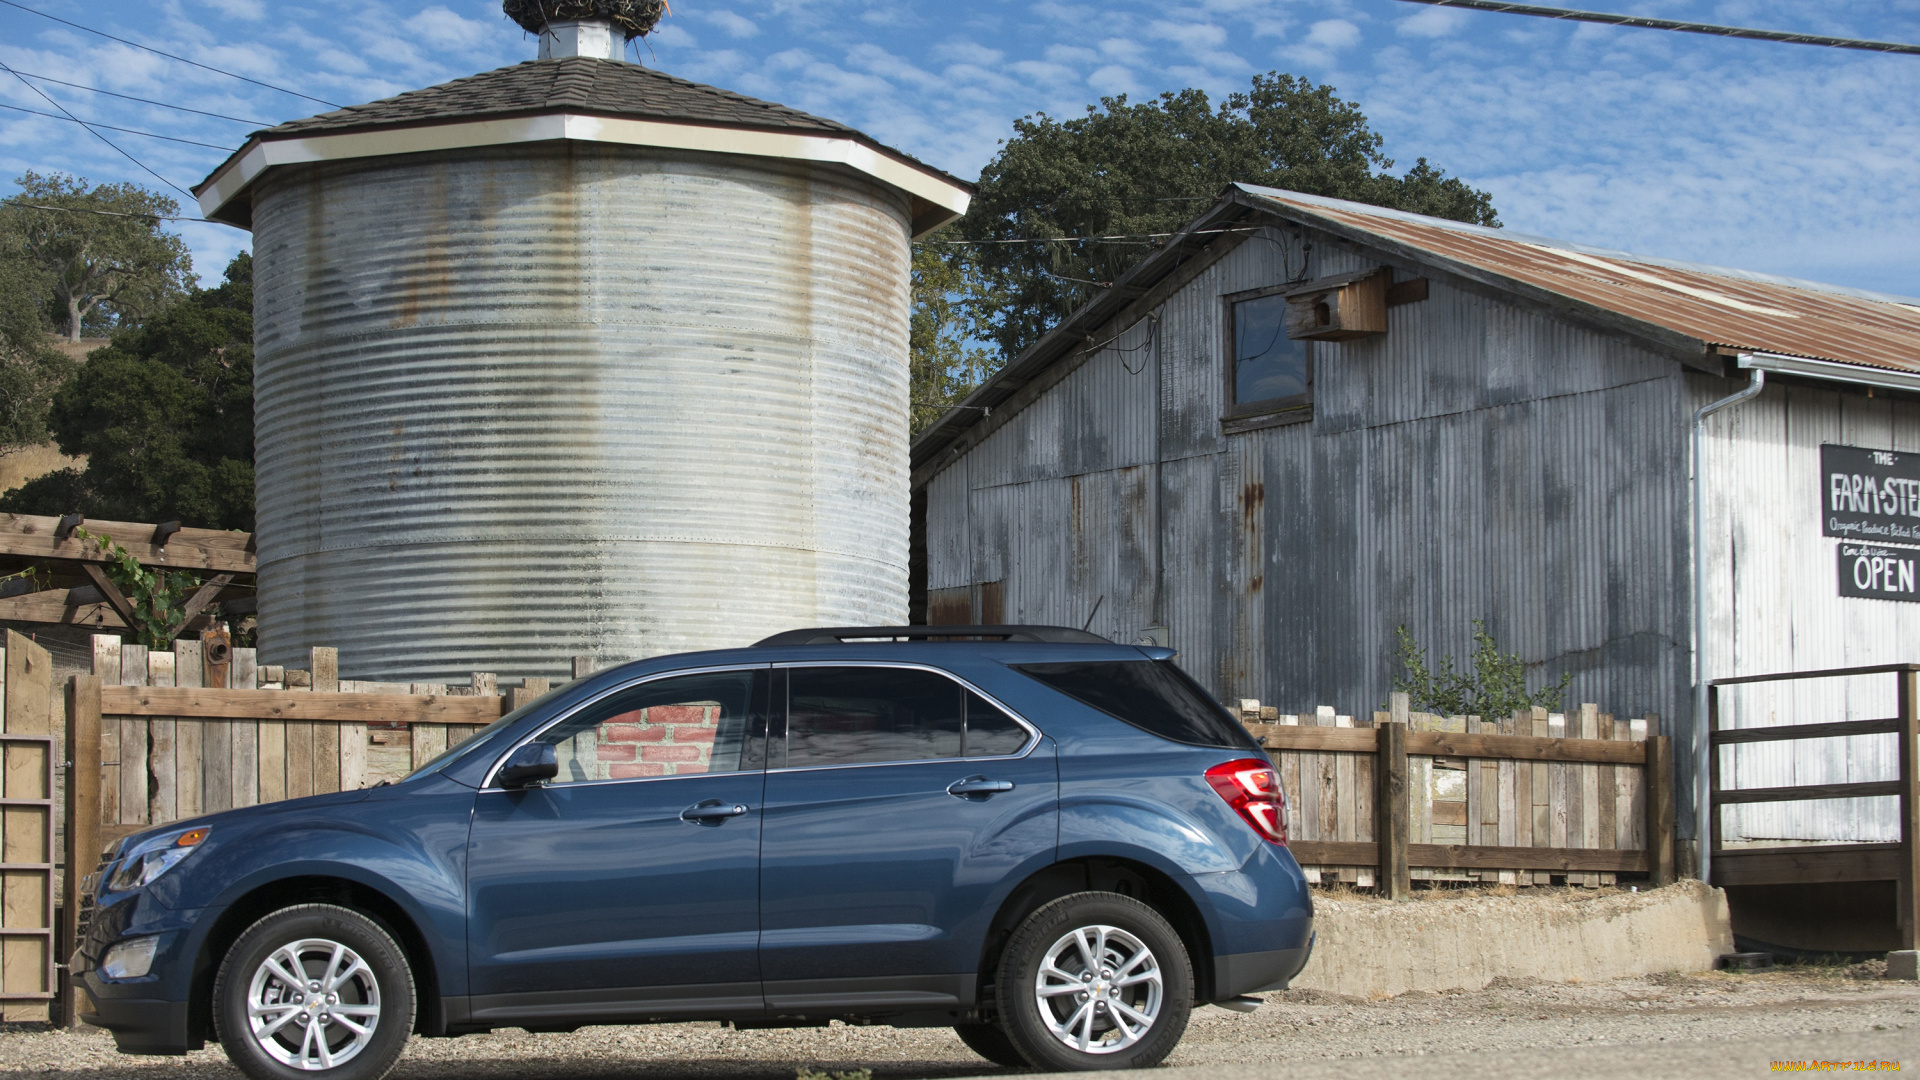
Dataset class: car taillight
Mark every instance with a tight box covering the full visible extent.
[1205,758,1288,845]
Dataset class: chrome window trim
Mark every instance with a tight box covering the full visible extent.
[480,663,772,790]
[769,660,1042,773]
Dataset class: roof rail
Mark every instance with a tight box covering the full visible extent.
[752,625,1113,647]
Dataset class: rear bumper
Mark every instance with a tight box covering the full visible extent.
[1216,931,1314,997]
[79,996,192,1055]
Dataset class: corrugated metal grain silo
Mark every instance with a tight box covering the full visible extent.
[193,16,971,682]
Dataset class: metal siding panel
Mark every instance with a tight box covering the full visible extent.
[928,231,1691,790]
[252,143,912,681]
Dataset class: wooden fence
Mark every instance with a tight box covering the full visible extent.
[58,636,579,1025]
[1238,693,1676,896]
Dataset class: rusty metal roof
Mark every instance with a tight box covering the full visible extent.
[910,185,1920,480]
[1236,184,1920,375]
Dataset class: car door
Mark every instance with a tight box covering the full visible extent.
[758,663,1058,1010]
[465,666,769,1021]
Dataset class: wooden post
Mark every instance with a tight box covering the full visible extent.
[61,676,100,1028]
[1708,684,1724,878]
[1900,669,1920,950]
[1376,720,1410,900]
[1646,735,1676,888]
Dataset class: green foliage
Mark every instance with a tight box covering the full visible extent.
[0,256,75,454]
[795,1070,871,1080]
[1390,621,1573,719]
[0,172,193,343]
[70,526,199,649]
[0,253,254,529]
[910,239,999,435]
[943,72,1498,364]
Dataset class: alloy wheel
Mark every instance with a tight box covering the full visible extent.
[246,937,383,1071]
[1032,923,1163,1054]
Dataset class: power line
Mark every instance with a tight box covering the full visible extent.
[8,69,272,126]
[916,226,1268,247]
[1390,0,1920,56]
[0,100,235,149]
[0,56,191,198]
[0,0,342,107]
[12,202,208,223]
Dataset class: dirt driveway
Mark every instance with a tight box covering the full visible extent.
[0,966,1912,1079]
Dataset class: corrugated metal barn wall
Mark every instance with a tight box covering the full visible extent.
[924,222,1694,820]
[1700,378,1920,843]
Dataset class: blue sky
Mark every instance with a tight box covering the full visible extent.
[1,0,1917,299]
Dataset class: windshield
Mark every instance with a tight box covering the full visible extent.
[1011,659,1258,749]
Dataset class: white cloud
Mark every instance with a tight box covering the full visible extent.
[703,11,761,39]
[201,0,265,21]
[1305,19,1362,50]
[402,7,492,52]
[1397,6,1469,38]
[1087,64,1137,96]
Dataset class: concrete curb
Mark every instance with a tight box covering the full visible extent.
[1287,880,1734,998]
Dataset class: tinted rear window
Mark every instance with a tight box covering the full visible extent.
[1012,660,1256,749]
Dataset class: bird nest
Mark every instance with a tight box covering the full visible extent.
[502,0,667,39]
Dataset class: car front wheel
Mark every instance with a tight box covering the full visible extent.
[212,904,415,1080]
[996,891,1193,1071]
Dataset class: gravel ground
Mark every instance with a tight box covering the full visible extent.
[0,965,1913,1080]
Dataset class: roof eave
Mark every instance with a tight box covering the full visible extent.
[909,195,1257,472]
[194,112,973,237]
[1226,187,1716,371]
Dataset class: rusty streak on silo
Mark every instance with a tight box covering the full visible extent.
[193,20,972,682]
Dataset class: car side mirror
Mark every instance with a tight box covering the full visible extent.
[497,743,558,789]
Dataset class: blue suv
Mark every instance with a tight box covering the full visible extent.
[73,626,1314,1077]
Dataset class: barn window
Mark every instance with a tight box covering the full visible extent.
[1224,288,1311,418]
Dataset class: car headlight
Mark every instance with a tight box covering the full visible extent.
[101,936,158,979]
[107,827,210,892]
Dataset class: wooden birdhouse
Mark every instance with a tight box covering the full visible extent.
[1285,269,1390,341]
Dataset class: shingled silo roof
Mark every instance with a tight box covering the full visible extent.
[260,57,859,139]
[194,57,972,236]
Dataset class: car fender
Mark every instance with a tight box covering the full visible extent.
[1058,793,1243,876]
[160,816,470,997]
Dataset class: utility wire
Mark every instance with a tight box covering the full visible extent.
[1391,0,1920,56]
[0,56,191,197]
[15,202,206,222]
[0,0,342,107]
[917,226,1268,247]
[0,101,235,149]
[7,69,272,126]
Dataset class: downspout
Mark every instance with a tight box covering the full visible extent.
[1692,361,1765,887]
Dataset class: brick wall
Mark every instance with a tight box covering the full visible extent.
[592,704,721,778]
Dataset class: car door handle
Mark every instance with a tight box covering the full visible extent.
[947,776,1016,798]
[681,801,748,823]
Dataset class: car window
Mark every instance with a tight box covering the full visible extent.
[965,691,1029,757]
[532,669,766,784]
[784,667,1030,768]
[1012,659,1258,749]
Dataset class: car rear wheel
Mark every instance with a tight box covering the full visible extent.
[213,904,414,1080]
[954,1020,1030,1067]
[996,891,1192,1071]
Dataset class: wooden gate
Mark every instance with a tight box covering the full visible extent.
[1708,664,1920,946]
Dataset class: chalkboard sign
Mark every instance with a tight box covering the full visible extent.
[1822,444,1920,542]
[1838,542,1920,602]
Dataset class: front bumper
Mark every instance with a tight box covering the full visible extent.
[73,893,216,1056]
[79,997,192,1055]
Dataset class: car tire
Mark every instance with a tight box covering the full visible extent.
[954,1020,1030,1067]
[996,891,1192,1071]
[213,904,415,1080]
